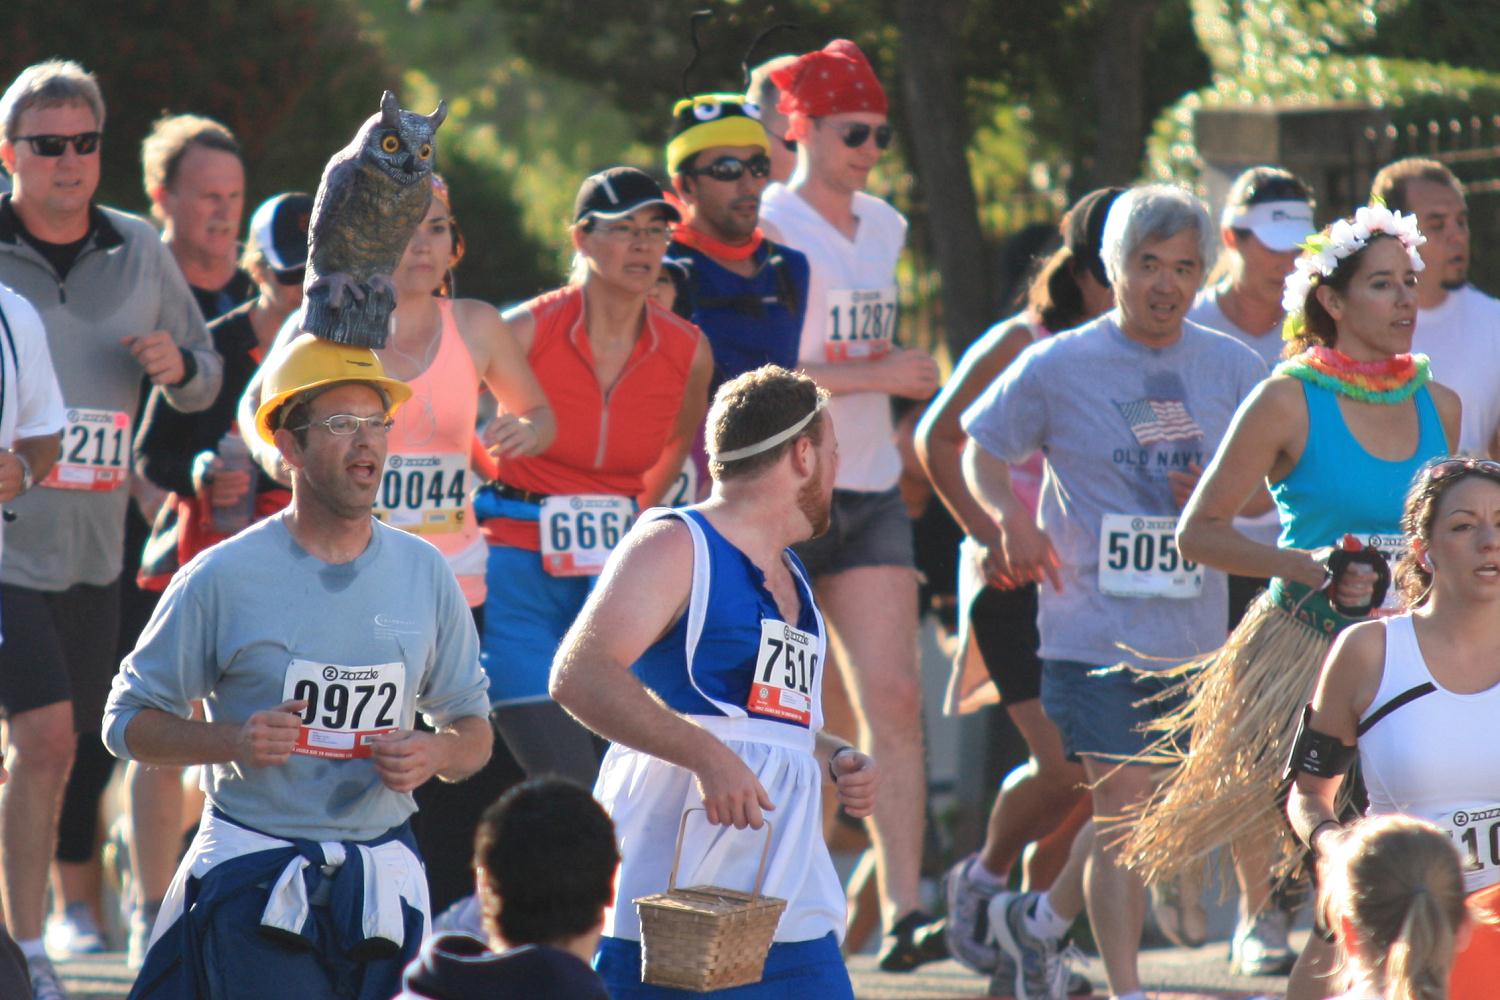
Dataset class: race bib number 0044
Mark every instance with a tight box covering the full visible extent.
[747,619,819,727]
[281,659,405,760]
[374,452,468,534]
[824,286,897,362]
[42,407,130,492]
[1097,513,1203,599]
[539,495,634,577]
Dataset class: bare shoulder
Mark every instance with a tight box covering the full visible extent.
[1318,618,1388,716]
[496,302,538,353]
[1426,379,1463,438]
[611,514,695,576]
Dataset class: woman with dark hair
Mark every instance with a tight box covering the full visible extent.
[1290,461,1500,1000]
[1122,204,1461,999]
[914,187,1120,983]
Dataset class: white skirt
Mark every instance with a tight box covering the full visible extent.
[596,715,846,944]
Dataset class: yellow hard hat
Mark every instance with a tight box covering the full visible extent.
[253,333,412,444]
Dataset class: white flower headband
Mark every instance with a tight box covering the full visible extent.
[1280,200,1426,341]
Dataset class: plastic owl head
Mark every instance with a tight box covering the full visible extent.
[361,90,446,185]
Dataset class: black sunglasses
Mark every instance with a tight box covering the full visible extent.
[830,122,893,150]
[15,132,102,157]
[685,153,772,183]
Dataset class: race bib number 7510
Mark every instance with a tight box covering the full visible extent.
[747,619,820,727]
[281,659,405,760]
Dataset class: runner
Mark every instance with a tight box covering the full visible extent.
[472,166,711,785]
[962,184,1266,1000]
[746,56,799,185]
[102,333,493,999]
[0,280,65,587]
[759,39,944,968]
[1289,460,1500,1000]
[916,187,1120,988]
[1117,203,1459,1000]
[1314,816,1468,1000]
[0,60,223,1000]
[1373,158,1500,458]
[551,364,877,999]
[1185,164,1319,975]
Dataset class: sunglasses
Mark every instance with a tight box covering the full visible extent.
[685,153,772,183]
[1423,458,1500,483]
[828,122,894,150]
[14,131,102,157]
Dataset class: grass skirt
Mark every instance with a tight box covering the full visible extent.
[1118,580,1360,886]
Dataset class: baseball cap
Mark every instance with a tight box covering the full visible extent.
[573,167,681,224]
[1220,167,1316,252]
[249,192,313,275]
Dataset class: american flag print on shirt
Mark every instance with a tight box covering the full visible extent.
[1115,398,1203,446]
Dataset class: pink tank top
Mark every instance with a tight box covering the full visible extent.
[376,299,487,606]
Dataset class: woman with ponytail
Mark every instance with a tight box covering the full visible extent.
[1318,815,1469,1000]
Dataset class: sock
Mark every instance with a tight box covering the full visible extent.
[967,858,1006,890]
[1112,992,1147,1000]
[17,937,44,961]
[1024,892,1072,940]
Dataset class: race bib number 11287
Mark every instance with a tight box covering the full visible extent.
[824,286,897,362]
[747,619,819,727]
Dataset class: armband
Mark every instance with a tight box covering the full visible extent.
[1321,534,1392,617]
[1281,703,1357,783]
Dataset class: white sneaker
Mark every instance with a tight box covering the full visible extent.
[28,953,69,1000]
[1231,906,1295,976]
[44,903,105,959]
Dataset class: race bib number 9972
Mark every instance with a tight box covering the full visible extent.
[42,407,130,491]
[281,659,405,760]
[1097,513,1203,599]
[747,619,820,727]
[539,494,635,576]
[824,286,897,362]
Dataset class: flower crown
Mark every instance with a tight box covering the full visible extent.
[1280,200,1426,341]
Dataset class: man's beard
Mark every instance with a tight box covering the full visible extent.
[796,467,831,538]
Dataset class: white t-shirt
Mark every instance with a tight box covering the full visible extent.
[1412,284,1500,456]
[0,284,66,595]
[761,183,907,492]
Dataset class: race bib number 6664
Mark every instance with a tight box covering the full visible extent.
[281,659,405,760]
[539,494,634,577]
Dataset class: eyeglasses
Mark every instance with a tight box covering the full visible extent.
[1422,457,1500,484]
[828,122,893,150]
[14,132,102,157]
[596,222,673,245]
[290,413,394,436]
[685,154,772,183]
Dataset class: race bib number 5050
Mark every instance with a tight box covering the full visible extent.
[281,659,405,760]
[747,619,820,727]
[42,407,130,491]
[1097,513,1203,599]
[539,494,634,577]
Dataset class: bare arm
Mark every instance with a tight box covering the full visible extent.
[459,300,556,458]
[369,713,492,791]
[1178,376,1325,586]
[799,348,939,399]
[122,699,305,768]
[0,432,61,502]
[638,335,713,509]
[962,438,1061,591]
[550,516,775,828]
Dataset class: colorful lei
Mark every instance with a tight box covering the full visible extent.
[1280,200,1426,342]
[1275,346,1431,404]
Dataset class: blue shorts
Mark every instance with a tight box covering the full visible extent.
[595,933,852,1000]
[480,542,594,706]
[1040,658,1180,762]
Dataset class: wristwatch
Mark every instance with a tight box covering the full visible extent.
[13,451,32,495]
[827,745,857,782]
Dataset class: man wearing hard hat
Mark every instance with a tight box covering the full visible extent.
[102,334,493,999]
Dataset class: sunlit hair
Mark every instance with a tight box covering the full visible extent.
[0,59,105,145]
[1099,184,1216,288]
[707,365,828,482]
[1372,158,1464,214]
[1318,815,1467,1000]
[141,114,240,224]
[1394,457,1500,607]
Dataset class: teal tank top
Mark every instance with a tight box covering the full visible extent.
[1270,380,1446,550]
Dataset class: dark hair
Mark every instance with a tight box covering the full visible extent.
[1288,232,1403,354]
[1026,187,1124,333]
[1395,458,1500,607]
[1226,165,1315,212]
[707,365,827,481]
[474,778,619,947]
[1371,158,1463,214]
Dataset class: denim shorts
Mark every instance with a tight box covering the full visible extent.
[1040,658,1181,762]
[791,487,915,576]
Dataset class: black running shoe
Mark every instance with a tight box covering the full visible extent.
[877,909,949,972]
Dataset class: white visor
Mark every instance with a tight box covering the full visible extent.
[1221,200,1316,253]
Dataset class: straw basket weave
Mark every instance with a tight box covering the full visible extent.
[634,809,787,992]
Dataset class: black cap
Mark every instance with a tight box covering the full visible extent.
[573,167,681,224]
[1063,187,1126,288]
[249,192,313,274]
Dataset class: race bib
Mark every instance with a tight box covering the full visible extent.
[1439,804,1500,891]
[1097,513,1203,599]
[824,286,897,362]
[373,452,468,534]
[666,456,699,508]
[282,659,405,760]
[1362,532,1410,610]
[43,407,130,492]
[747,619,819,727]
[538,494,635,576]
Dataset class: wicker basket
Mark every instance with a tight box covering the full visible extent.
[634,809,788,992]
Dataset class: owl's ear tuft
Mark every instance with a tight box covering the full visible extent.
[380,91,400,125]
[428,100,448,131]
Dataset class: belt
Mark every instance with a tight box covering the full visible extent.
[487,482,550,505]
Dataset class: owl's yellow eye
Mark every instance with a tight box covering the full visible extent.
[381,135,400,154]
[418,143,432,160]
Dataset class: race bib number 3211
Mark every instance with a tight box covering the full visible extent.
[281,659,405,760]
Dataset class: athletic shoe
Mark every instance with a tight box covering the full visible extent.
[876,909,949,972]
[44,901,105,959]
[943,854,1005,972]
[1230,905,1295,976]
[1150,876,1208,949]
[28,954,69,1000]
[990,891,1069,1000]
[1065,969,1094,997]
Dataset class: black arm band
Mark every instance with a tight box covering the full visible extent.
[1281,703,1357,783]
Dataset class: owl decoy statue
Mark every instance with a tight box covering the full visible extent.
[301,90,447,348]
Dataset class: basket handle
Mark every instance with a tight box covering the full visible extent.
[667,807,776,901]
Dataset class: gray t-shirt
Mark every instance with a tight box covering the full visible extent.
[961,313,1267,669]
[102,513,489,841]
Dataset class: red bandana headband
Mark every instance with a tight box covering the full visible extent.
[771,39,887,142]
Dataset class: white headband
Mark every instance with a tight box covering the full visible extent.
[712,398,827,463]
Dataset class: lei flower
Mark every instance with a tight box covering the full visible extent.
[1280,200,1426,341]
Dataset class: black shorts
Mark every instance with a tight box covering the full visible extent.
[1229,574,1269,630]
[792,487,916,576]
[971,583,1042,705]
[0,579,121,734]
